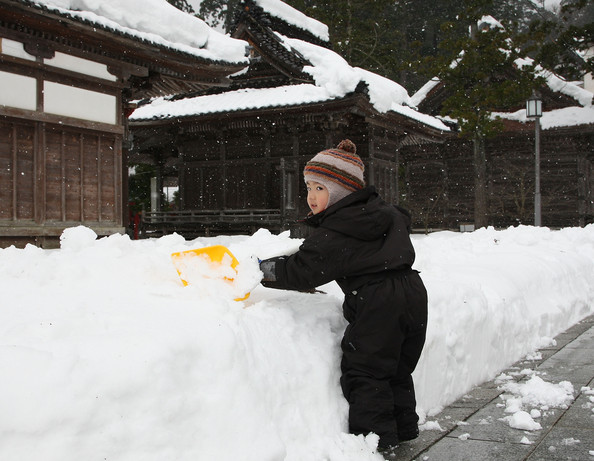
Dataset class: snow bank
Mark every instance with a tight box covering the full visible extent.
[0,224,593,460]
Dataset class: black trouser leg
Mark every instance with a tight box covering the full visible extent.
[340,272,427,448]
[391,324,426,438]
[393,272,427,437]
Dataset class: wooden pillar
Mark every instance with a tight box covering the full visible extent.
[218,129,226,209]
[114,137,122,226]
[60,130,66,222]
[97,135,102,222]
[79,133,85,222]
[367,128,375,187]
[178,147,186,211]
[393,147,399,204]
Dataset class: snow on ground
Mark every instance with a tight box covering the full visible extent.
[1,224,593,461]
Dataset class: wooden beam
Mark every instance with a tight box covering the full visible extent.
[0,107,124,135]
[11,123,17,220]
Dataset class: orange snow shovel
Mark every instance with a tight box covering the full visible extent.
[171,245,250,301]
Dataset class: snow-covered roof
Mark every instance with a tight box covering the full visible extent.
[412,58,594,130]
[410,78,441,109]
[132,31,449,132]
[517,57,593,107]
[130,84,335,119]
[254,0,329,42]
[27,0,248,64]
[502,59,594,129]
[494,106,594,130]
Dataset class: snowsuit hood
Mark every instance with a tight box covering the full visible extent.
[306,186,412,242]
[260,186,416,292]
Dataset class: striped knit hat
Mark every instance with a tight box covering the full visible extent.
[303,139,365,208]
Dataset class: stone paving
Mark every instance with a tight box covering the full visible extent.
[385,314,594,461]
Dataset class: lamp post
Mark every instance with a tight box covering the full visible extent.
[526,92,543,226]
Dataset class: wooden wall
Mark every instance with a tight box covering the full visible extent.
[137,112,405,238]
[400,128,594,230]
[0,116,123,246]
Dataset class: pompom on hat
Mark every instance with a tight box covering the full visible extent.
[303,139,365,208]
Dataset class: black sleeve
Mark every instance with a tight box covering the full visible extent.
[259,231,346,291]
[394,205,412,234]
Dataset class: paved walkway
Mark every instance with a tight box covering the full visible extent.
[388,314,594,461]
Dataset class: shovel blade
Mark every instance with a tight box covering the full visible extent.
[171,245,250,301]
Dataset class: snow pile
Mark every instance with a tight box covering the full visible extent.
[1,224,593,460]
[31,0,248,63]
[497,372,574,431]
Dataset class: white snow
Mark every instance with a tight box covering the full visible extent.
[130,84,337,120]
[479,15,504,31]
[410,78,441,108]
[503,410,542,431]
[501,374,575,410]
[496,60,594,128]
[539,0,563,13]
[30,0,248,63]
[1,224,593,460]
[131,33,449,132]
[493,106,594,130]
[498,373,574,431]
[516,58,594,107]
[254,0,329,42]
[412,53,594,131]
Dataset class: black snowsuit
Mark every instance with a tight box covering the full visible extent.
[260,187,428,448]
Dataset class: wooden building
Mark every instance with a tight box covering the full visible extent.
[130,0,449,238]
[401,73,594,231]
[0,0,247,247]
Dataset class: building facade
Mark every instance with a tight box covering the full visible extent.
[0,0,246,247]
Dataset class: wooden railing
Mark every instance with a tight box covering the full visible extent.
[140,209,283,237]
[142,209,282,224]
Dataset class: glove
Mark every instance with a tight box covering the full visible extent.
[259,259,277,282]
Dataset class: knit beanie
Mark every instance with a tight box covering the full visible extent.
[303,139,365,208]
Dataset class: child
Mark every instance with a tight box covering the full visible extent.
[259,139,428,451]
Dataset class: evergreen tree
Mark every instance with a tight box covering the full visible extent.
[193,0,545,91]
[426,0,543,227]
[529,0,594,79]
[281,0,401,82]
[197,0,241,31]
[284,0,543,90]
[165,0,195,14]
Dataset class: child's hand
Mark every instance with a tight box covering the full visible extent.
[259,259,277,282]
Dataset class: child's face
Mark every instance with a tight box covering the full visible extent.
[306,181,329,214]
